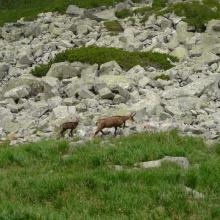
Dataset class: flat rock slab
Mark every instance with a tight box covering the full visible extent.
[135,156,189,169]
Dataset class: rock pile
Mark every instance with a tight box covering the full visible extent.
[1,1,220,144]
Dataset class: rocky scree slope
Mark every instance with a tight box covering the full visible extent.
[1,0,220,145]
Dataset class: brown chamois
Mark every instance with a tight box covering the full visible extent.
[60,117,79,137]
[94,112,136,137]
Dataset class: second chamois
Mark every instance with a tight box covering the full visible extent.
[60,118,79,137]
[94,112,136,137]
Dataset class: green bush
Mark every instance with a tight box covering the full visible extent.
[104,20,124,34]
[31,47,178,77]
[115,9,133,19]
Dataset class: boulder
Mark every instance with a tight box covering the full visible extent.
[0,63,9,80]
[162,74,218,99]
[1,75,44,99]
[113,94,127,104]
[170,46,188,60]
[18,50,34,66]
[4,85,31,100]
[134,156,189,169]
[47,62,79,79]
[77,88,94,99]
[99,61,122,75]
[130,90,161,118]
[66,5,85,16]
[176,21,193,44]
[52,105,76,120]
[91,9,116,21]
[99,74,130,90]
[98,87,114,100]
[164,97,205,116]
[41,76,61,98]
[0,107,13,131]
[157,16,172,30]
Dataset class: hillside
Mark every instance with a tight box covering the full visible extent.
[1,0,220,218]
[0,131,220,219]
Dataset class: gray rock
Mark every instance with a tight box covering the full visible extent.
[98,87,114,99]
[77,88,94,99]
[184,186,204,199]
[47,62,79,79]
[113,94,127,104]
[99,61,122,75]
[162,74,218,99]
[170,46,188,60]
[66,5,85,16]
[4,85,31,100]
[135,156,189,169]
[0,63,9,80]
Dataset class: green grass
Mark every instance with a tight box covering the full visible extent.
[0,131,220,219]
[162,0,220,32]
[115,9,133,19]
[154,74,170,81]
[104,20,124,34]
[133,0,220,32]
[0,0,125,26]
[31,47,178,77]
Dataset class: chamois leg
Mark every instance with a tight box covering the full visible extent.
[70,128,74,137]
[114,127,118,136]
[60,128,66,138]
[123,122,126,129]
[94,129,100,137]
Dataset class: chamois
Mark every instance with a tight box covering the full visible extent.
[60,117,79,137]
[94,112,136,137]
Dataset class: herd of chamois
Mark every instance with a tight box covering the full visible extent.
[60,112,136,138]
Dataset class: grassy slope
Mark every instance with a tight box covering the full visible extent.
[0,131,220,219]
[0,0,125,26]
[31,47,178,77]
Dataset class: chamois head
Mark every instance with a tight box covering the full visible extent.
[129,112,136,122]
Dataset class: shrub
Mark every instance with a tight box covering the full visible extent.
[104,20,124,34]
[115,9,132,19]
[31,47,178,77]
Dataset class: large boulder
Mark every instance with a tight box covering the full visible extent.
[129,90,161,119]
[99,74,130,90]
[163,97,206,116]
[4,85,31,100]
[162,74,218,99]
[66,5,85,16]
[47,62,80,79]
[170,46,188,60]
[1,75,44,100]
[99,61,122,75]
[98,87,114,100]
[176,21,193,44]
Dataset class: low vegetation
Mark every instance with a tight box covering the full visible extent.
[31,47,178,77]
[115,9,133,19]
[162,0,220,32]
[104,20,124,34]
[0,131,220,219]
[121,0,220,32]
[0,0,125,26]
[154,74,170,81]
